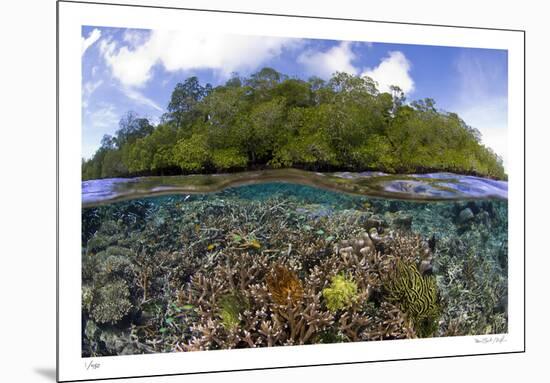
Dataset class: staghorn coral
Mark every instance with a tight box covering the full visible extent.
[362,301,416,340]
[82,193,508,356]
[177,251,335,350]
[82,202,435,354]
[179,230,425,350]
[436,253,508,337]
[308,243,416,342]
[322,274,358,311]
[383,259,440,337]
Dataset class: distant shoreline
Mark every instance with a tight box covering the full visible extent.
[82,70,507,183]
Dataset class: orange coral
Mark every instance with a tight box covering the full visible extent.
[266,265,304,305]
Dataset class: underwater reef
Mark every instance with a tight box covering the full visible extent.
[81,183,507,356]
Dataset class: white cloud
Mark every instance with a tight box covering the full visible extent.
[82,104,120,159]
[85,104,119,130]
[122,87,163,112]
[296,45,414,96]
[123,29,150,47]
[451,53,508,170]
[453,97,508,170]
[82,79,103,109]
[101,31,301,87]
[83,79,103,96]
[361,51,414,95]
[82,28,101,56]
[297,41,358,79]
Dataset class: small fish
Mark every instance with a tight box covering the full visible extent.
[249,239,261,249]
[207,244,216,251]
[428,234,437,252]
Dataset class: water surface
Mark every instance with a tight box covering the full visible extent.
[82,169,507,207]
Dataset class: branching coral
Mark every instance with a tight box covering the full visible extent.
[435,228,508,336]
[177,252,335,350]
[177,229,427,350]
[362,301,416,340]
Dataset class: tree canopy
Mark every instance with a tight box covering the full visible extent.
[82,68,506,181]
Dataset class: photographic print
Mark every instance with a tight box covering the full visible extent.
[81,27,509,353]
[57,1,524,381]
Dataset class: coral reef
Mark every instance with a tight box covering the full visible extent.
[81,183,508,356]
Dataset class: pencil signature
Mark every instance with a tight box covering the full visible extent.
[474,335,507,344]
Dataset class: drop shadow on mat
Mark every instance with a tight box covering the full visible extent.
[34,368,56,381]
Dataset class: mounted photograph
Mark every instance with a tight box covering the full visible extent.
[57,1,524,381]
[81,26,509,355]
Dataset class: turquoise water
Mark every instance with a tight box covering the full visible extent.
[81,170,508,207]
[82,182,507,356]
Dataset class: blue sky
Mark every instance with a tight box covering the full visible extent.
[82,26,508,168]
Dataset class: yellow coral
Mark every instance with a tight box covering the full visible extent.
[322,274,358,311]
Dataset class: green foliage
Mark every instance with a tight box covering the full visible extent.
[211,148,248,170]
[166,77,212,127]
[173,133,210,172]
[116,111,154,146]
[384,260,440,337]
[322,274,359,311]
[82,68,507,181]
[100,147,128,178]
[124,124,179,173]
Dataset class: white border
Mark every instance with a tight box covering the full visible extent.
[58,1,525,381]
